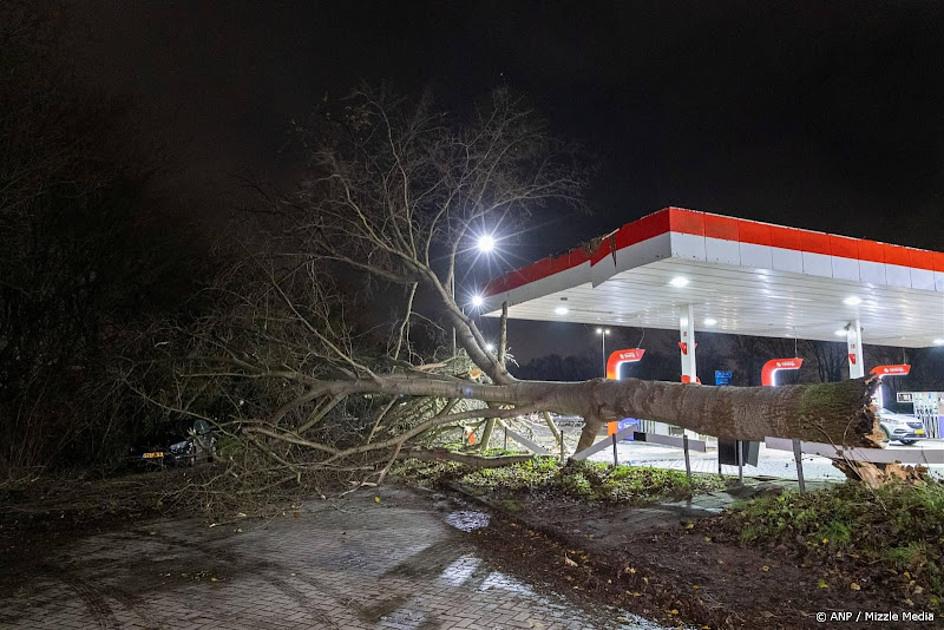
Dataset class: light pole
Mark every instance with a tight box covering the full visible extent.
[595,327,610,377]
[450,276,457,357]
[451,232,497,357]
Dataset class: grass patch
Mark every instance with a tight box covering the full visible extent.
[717,479,944,604]
[396,456,723,505]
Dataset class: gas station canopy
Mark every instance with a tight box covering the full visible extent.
[482,207,944,348]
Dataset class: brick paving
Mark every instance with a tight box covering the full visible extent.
[0,487,664,629]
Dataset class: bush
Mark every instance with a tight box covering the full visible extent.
[724,480,944,601]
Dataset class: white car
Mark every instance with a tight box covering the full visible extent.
[878,408,926,446]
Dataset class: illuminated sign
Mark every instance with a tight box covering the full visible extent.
[605,348,646,380]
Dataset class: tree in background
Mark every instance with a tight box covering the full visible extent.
[0,2,205,474]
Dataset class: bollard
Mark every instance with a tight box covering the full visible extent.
[683,434,691,480]
[736,439,743,483]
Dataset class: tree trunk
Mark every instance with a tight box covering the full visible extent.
[565,377,880,453]
[349,375,880,450]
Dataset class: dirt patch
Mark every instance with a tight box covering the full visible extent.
[456,483,936,629]
[0,469,204,566]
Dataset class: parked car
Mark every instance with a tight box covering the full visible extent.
[129,418,217,467]
[878,408,926,446]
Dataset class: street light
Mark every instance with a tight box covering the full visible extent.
[452,233,499,357]
[596,327,611,377]
[477,233,496,254]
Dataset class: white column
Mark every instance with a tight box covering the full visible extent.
[846,319,865,379]
[679,304,697,382]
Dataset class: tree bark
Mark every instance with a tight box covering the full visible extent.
[317,374,880,449]
[564,377,880,452]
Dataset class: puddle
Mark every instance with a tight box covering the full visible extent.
[439,554,483,586]
[445,510,490,532]
[479,570,534,595]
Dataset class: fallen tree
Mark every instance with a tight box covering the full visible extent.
[134,87,891,495]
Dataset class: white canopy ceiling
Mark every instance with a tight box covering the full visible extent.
[482,208,944,348]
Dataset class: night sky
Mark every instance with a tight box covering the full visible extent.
[73,1,944,362]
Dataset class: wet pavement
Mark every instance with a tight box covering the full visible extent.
[0,487,668,629]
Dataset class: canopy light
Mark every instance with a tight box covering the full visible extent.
[596,327,610,335]
[484,342,496,352]
[843,296,862,306]
[934,338,944,346]
[477,234,496,254]
[669,276,690,288]
[554,306,569,315]
[834,329,848,337]
[470,294,484,307]
[703,317,718,326]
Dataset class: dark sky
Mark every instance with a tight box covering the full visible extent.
[73,0,944,361]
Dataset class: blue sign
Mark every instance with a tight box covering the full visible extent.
[617,418,640,440]
[715,370,733,386]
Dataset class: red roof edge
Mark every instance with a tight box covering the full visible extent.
[482,206,944,297]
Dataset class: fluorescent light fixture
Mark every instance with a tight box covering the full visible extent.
[834,329,848,337]
[703,317,718,327]
[477,233,496,254]
[470,294,484,307]
[554,306,569,315]
[843,296,862,306]
[669,276,690,288]
[934,338,944,346]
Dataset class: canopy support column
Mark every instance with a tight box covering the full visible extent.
[846,319,864,379]
[679,304,697,383]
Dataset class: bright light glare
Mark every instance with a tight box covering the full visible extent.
[834,329,848,337]
[843,296,862,306]
[669,276,690,288]
[554,306,569,315]
[477,234,496,254]
[485,343,496,352]
[595,327,610,335]
[703,317,718,327]
[934,338,944,346]
[471,294,484,307]
[595,327,603,334]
